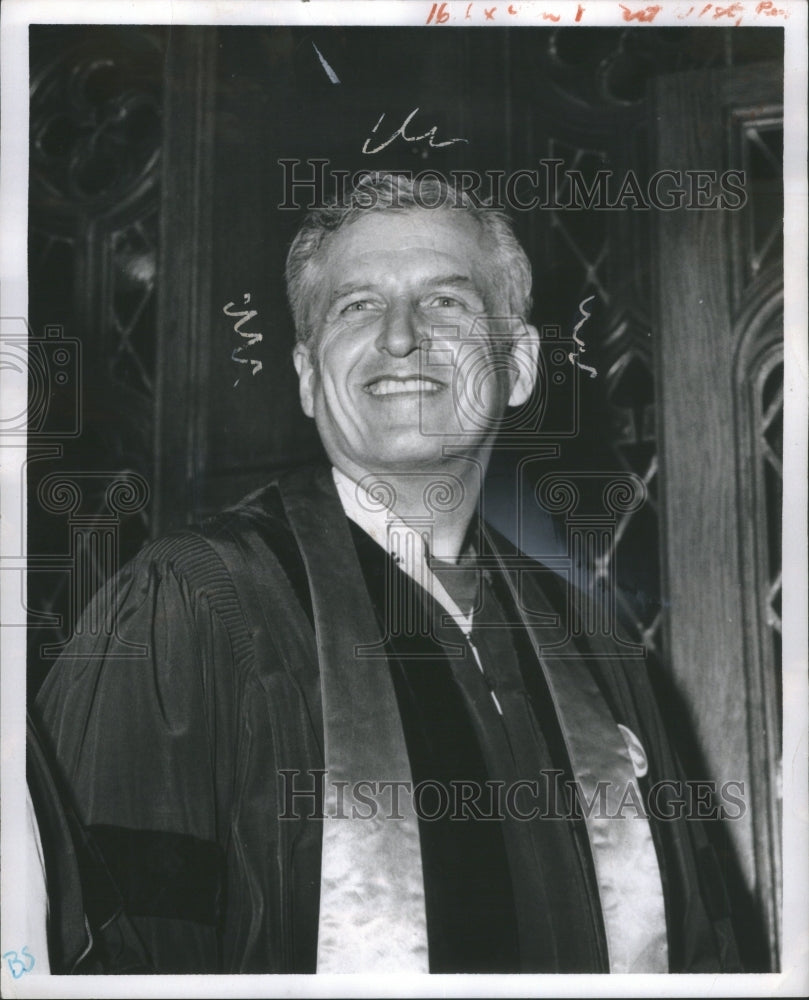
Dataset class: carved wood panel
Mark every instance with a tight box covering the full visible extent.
[653,62,783,970]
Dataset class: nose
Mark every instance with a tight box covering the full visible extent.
[375,299,421,357]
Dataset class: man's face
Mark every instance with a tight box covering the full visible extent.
[293,209,538,482]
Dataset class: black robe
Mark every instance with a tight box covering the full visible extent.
[33,464,741,974]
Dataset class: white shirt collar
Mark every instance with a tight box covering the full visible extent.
[332,467,474,634]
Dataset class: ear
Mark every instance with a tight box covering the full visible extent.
[507,322,540,408]
[292,342,316,418]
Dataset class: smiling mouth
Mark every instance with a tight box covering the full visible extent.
[364,376,446,397]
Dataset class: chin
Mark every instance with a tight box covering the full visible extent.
[360,449,445,474]
[354,435,446,470]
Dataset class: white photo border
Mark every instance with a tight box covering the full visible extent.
[2,2,806,997]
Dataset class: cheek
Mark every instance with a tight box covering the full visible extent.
[456,345,510,396]
[447,348,512,429]
[315,350,345,401]
[316,328,367,391]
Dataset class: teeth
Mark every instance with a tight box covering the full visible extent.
[367,378,441,396]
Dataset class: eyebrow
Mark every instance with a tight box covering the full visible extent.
[425,274,476,289]
[329,274,478,301]
[330,282,374,301]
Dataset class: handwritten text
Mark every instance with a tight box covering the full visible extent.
[224,294,263,386]
[363,108,468,155]
[3,948,35,979]
[569,295,598,378]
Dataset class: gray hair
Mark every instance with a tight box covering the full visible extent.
[285,172,534,345]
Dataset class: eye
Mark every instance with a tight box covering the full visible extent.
[430,295,462,309]
[342,300,369,313]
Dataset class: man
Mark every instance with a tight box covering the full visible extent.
[34,174,740,975]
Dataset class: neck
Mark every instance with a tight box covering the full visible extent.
[337,458,486,563]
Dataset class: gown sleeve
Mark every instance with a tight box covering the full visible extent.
[33,531,250,973]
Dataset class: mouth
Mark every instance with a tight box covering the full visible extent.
[363,375,446,397]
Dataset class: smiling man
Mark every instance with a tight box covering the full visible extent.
[34,174,740,976]
[290,199,538,558]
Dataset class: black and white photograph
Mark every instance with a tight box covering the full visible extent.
[1,0,806,996]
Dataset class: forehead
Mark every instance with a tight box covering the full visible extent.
[317,208,490,285]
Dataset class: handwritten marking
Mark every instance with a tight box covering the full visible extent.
[3,948,35,979]
[713,1,744,18]
[422,0,786,25]
[426,2,450,23]
[224,294,263,386]
[569,295,598,379]
[619,3,662,21]
[312,43,340,84]
[362,108,468,155]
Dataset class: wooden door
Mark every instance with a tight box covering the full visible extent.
[653,62,783,969]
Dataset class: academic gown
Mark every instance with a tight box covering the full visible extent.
[33,464,741,974]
